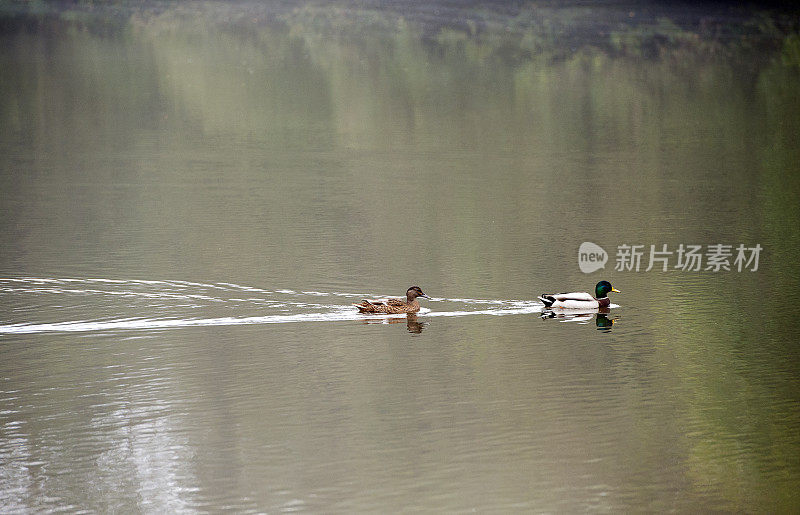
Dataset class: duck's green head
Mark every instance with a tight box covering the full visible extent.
[595,281,620,299]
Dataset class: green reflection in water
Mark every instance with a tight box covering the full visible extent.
[1,2,799,512]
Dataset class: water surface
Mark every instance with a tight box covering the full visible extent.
[1,2,799,512]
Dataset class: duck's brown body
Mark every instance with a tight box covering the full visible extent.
[354,286,430,314]
[354,298,422,314]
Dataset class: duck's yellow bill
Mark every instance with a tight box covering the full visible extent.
[611,287,620,293]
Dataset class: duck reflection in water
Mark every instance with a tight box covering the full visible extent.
[359,313,426,334]
[540,307,618,331]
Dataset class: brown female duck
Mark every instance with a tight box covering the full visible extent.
[354,286,431,314]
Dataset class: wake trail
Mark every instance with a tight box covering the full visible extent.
[0,277,545,335]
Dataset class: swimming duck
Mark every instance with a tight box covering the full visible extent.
[354,286,431,314]
[539,281,620,309]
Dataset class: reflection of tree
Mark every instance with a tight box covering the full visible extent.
[1,5,799,510]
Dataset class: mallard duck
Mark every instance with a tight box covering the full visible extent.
[354,286,431,314]
[539,281,620,309]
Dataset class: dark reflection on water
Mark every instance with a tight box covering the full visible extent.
[360,314,427,334]
[1,1,800,513]
[541,308,619,331]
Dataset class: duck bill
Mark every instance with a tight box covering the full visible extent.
[611,288,620,293]
[420,294,431,299]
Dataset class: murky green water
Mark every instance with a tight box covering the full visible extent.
[2,2,799,512]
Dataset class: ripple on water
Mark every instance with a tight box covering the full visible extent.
[0,277,555,335]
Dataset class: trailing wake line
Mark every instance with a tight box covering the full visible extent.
[0,306,545,334]
[0,277,566,335]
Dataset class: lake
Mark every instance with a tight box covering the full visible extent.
[1,1,799,512]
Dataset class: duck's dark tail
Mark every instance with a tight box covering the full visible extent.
[538,295,555,307]
[354,300,376,312]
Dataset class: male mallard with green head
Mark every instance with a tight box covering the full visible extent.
[539,280,620,309]
[354,286,431,314]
